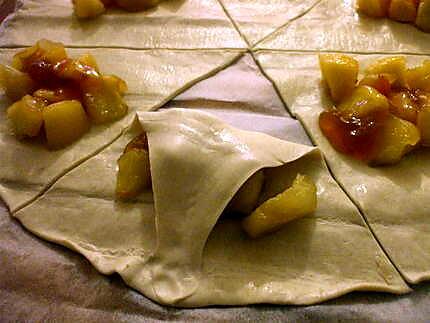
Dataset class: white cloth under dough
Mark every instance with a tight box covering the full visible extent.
[0,48,242,212]
[13,109,409,307]
[256,51,430,284]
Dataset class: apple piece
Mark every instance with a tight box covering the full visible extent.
[370,114,420,165]
[33,86,82,104]
[116,149,151,200]
[43,100,90,149]
[77,53,100,73]
[357,0,391,17]
[388,0,418,22]
[81,77,128,124]
[103,75,128,96]
[388,90,423,123]
[13,39,67,71]
[73,0,106,18]
[406,60,430,91]
[337,85,390,118]
[242,174,317,239]
[6,95,45,138]
[0,64,35,101]
[227,170,265,215]
[365,56,407,88]
[358,73,396,97]
[114,0,159,11]
[417,103,430,146]
[415,0,430,31]
[319,54,359,103]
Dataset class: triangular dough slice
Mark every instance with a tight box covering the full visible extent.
[0,48,242,212]
[256,50,430,284]
[219,0,320,45]
[14,109,409,307]
[0,0,246,49]
[256,0,430,53]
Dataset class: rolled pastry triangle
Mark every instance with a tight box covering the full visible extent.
[0,0,246,49]
[0,48,242,212]
[218,0,320,46]
[255,0,430,54]
[13,108,407,306]
[256,50,430,284]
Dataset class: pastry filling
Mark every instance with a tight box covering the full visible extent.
[115,132,317,238]
[73,0,161,19]
[1,39,128,149]
[357,0,430,33]
[319,54,429,165]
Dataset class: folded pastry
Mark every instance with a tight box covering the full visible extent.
[256,0,430,53]
[0,47,242,212]
[13,109,408,307]
[0,0,245,49]
[257,51,430,284]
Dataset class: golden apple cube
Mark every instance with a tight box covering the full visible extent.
[357,0,391,17]
[0,64,35,101]
[370,114,420,165]
[73,0,106,18]
[227,170,264,215]
[43,100,90,149]
[417,105,430,146]
[319,54,359,103]
[7,95,44,138]
[13,39,67,70]
[416,0,430,32]
[242,174,317,239]
[116,149,151,200]
[82,77,128,124]
[77,53,100,73]
[388,0,418,22]
[365,56,407,87]
[406,60,430,91]
[338,85,389,118]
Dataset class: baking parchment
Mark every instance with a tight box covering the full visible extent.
[2,49,430,322]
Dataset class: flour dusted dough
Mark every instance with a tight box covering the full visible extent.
[0,0,246,49]
[256,51,430,284]
[13,109,409,307]
[256,0,430,53]
[218,0,320,45]
[0,48,242,212]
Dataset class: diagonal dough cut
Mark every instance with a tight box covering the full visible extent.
[256,50,430,284]
[14,109,409,307]
[256,0,430,54]
[218,0,320,46]
[0,0,246,49]
[0,48,243,212]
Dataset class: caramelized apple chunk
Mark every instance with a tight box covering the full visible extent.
[416,0,430,32]
[7,95,45,138]
[116,133,151,200]
[406,60,430,91]
[358,73,396,97]
[357,0,391,17]
[73,0,106,18]
[417,105,430,146]
[242,174,317,239]
[43,100,90,149]
[81,76,128,124]
[365,56,407,88]
[115,0,160,11]
[227,170,265,215]
[388,0,418,23]
[319,54,359,103]
[0,64,35,101]
[388,89,427,123]
[370,114,420,165]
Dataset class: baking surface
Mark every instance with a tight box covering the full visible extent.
[1,0,430,321]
